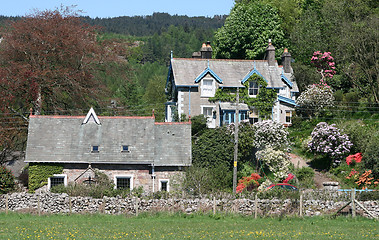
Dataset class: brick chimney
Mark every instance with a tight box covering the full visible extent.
[200,41,212,59]
[281,48,292,73]
[265,39,276,66]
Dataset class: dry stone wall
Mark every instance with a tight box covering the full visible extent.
[0,192,377,218]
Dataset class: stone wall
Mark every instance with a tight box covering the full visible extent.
[0,192,377,218]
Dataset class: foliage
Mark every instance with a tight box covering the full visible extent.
[363,133,379,178]
[253,120,290,150]
[236,173,261,193]
[210,75,277,119]
[183,165,232,195]
[213,2,287,60]
[0,7,109,114]
[190,115,208,138]
[0,165,15,193]
[311,51,337,81]
[294,167,315,189]
[256,148,291,181]
[308,122,353,165]
[28,163,63,192]
[296,81,335,117]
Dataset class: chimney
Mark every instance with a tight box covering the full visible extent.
[265,39,276,66]
[200,41,212,59]
[281,48,292,73]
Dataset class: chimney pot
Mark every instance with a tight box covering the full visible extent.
[266,40,276,66]
[281,48,292,73]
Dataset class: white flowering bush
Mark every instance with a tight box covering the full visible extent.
[296,81,335,117]
[308,122,353,164]
[253,120,290,150]
[256,148,291,181]
[257,178,272,191]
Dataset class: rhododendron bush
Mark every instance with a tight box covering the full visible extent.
[253,120,290,150]
[308,122,353,164]
[256,148,291,181]
[236,173,261,193]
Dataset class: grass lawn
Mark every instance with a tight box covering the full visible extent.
[0,212,377,239]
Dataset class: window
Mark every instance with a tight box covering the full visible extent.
[249,81,259,97]
[114,175,133,190]
[202,107,213,119]
[92,145,99,153]
[48,174,67,190]
[249,109,259,124]
[121,145,129,152]
[159,179,169,192]
[201,79,215,97]
[285,111,292,123]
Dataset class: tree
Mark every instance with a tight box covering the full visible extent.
[213,2,287,60]
[0,7,107,115]
[0,7,110,164]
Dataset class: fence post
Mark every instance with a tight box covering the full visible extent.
[37,194,41,216]
[254,193,258,219]
[5,195,9,215]
[300,191,303,217]
[351,189,356,218]
[135,197,139,217]
[69,196,72,215]
[213,197,216,215]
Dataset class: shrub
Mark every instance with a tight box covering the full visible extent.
[294,167,315,189]
[256,148,291,182]
[253,120,290,150]
[308,122,353,165]
[363,133,379,178]
[0,166,16,194]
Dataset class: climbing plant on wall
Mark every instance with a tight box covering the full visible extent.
[209,74,277,118]
[28,163,64,192]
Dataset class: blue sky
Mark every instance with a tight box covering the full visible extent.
[1,0,235,18]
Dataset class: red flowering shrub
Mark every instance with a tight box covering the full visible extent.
[236,173,261,193]
[346,153,362,166]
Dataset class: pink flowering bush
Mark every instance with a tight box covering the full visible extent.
[311,51,336,80]
[308,122,353,164]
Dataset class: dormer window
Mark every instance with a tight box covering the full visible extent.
[249,81,259,97]
[91,145,99,153]
[121,145,129,152]
[201,78,215,97]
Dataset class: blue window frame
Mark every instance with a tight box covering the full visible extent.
[221,110,248,126]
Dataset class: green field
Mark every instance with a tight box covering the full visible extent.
[0,213,377,239]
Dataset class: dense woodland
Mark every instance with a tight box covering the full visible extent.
[0,0,378,193]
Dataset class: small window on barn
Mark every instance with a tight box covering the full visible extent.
[48,174,67,190]
[121,145,129,152]
[91,145,99,153]
[114,175,133,190]
[159,179,170,192]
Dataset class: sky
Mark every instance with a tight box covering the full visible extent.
[1,0,235,18]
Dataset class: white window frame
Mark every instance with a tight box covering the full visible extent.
[285,110,292,124]
[121,145,130,152]
[91,145,99,153]
[248,81,259,97]
[159,179,170,192]
[113,175,133,190]
[48,174,67,190]
[249,108,259,124]
[201,78,215,97]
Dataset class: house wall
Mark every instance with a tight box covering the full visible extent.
[61,164,184,193]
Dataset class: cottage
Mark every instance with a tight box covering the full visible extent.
[25,108,192,192]
[165,40,299,127]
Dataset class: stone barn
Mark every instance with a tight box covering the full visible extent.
[25,108,192,192]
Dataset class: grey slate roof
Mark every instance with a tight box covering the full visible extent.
[25,114,191,166]
[171,58,298,92]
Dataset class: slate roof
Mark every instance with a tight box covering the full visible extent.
[25,113,191,166]
[170,58,298,92]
